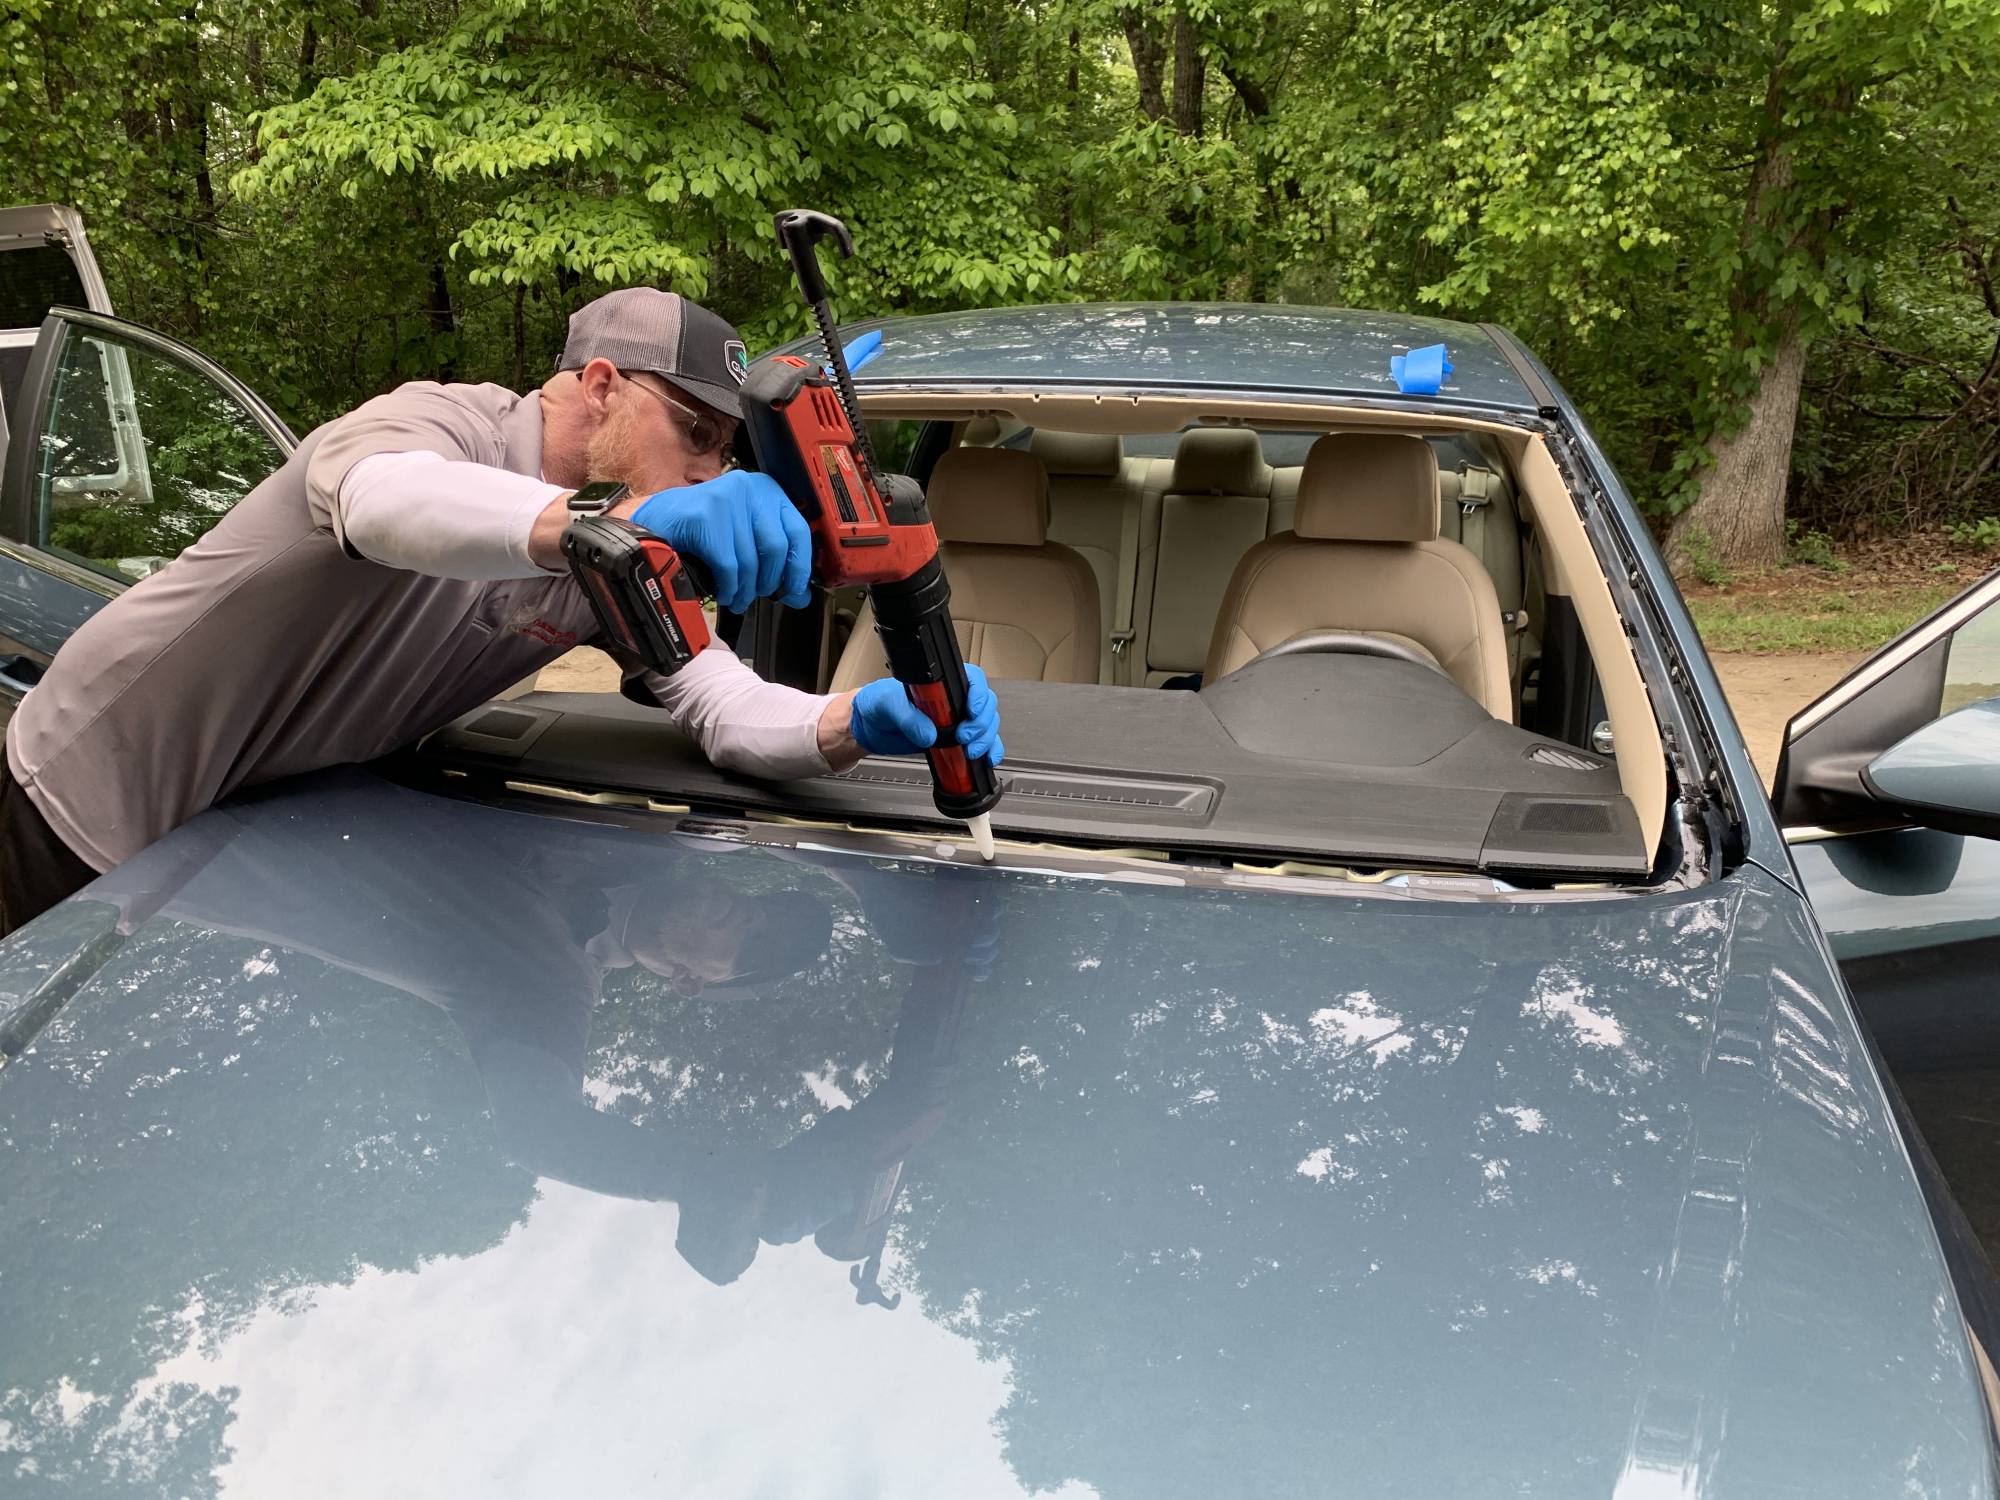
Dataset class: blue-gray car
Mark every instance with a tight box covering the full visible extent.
[2,281,2000,1497]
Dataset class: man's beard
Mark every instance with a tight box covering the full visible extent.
[586,395,671,492]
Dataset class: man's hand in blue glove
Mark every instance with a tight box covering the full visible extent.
[629,470,812,616]
[819,664,1003,771]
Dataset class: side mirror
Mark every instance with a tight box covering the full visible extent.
[1775,568,2000,833]
[1862,697,2000,838]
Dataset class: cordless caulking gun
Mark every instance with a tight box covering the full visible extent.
[560,208,1003,859]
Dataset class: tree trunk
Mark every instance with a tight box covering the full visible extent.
[1667,320,1806,574]
[512,281,526,391]
[1120,10,1167,122]
[1170,12,1204,137]
[428,257,459,383]
[1220,59,1268,118]
[297,19,318,98]
[1666,139,1808,576]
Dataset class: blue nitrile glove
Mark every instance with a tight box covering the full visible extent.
[631,470,813,616]
[850,664,1004,764]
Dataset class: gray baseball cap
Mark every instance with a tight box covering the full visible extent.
[558,288,750,418]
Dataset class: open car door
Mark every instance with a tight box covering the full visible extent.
[0,307,295,724]
[1783,571,2000,1308]
[1781,568,2000,1061]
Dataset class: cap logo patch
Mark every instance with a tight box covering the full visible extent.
[724,340,749,385]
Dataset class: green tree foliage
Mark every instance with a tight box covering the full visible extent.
[4,0,1999,546]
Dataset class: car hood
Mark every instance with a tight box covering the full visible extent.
[0,771,1986,1498]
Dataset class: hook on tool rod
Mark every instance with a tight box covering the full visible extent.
[773,209,878,474]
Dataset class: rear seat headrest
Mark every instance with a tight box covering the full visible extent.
[1031,429,1122,477]
[927,447,1050,547]
[1171,428,1271,497]
[1295,434,1440,543]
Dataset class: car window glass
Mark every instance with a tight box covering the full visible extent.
[1943,598,2000,714]
[32,324,284,582]
[865,419,924,474]
[0,245,84,333]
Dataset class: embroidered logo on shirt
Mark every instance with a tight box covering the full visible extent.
[510,604,579,650]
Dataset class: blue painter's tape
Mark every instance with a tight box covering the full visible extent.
[1390,343,1452,395]
[827,329,883,376]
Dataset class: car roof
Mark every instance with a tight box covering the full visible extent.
[783,301,1542,412]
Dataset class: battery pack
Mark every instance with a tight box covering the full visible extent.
[561,515,713,676]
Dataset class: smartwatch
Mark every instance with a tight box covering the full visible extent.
[566,480,631,515]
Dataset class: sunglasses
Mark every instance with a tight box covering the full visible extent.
[623,372,738,465]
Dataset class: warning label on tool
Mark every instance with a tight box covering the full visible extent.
[819,444,868,524]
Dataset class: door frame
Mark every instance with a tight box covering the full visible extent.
[0,306,297,547]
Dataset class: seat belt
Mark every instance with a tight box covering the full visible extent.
[1459,463,1530,686]
[1459,462,1511,669]
[1106,472,1144,686]
[1457,462,1494,571]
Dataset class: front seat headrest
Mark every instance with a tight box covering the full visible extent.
[1295,434,1441,543]
[1171,428,1271,496]
[1031,429,1122,477]
[927,447,1050,546]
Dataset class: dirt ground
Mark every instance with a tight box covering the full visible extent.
[531,646,623,695]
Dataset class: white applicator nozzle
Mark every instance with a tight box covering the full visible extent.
[967,813,995,862]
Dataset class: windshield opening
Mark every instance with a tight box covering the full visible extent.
[428,406,1672,887]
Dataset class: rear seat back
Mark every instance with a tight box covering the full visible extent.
[1142,429,1274,686]
[1033,430,1156,683]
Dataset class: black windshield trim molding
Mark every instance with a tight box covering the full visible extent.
[1542,427,1742,882]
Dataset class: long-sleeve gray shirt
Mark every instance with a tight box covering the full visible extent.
[7,380,831,871]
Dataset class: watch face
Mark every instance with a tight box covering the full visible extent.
[568,481,631,513]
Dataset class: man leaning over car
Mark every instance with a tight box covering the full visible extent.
[0,288,1003,936]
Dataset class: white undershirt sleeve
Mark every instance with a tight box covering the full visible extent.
[644,647,834,781]
[338,449,566,579]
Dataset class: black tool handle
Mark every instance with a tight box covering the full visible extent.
[870,558,1002,821]
[772,208,878,476]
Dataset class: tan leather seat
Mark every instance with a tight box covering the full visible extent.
[1032,429,1178,683]
[1201,433,1512,717]
[1032,430,1129,675]
[829,447,1101,692]
[1142,429,1275,686]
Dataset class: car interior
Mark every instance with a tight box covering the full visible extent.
[423,396,1675,889]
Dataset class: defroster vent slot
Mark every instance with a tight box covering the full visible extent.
[833,759,1216,820]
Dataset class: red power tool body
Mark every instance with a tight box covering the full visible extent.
[739,209,1001,827]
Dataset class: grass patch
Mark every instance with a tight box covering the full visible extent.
[1687,583,1954,653]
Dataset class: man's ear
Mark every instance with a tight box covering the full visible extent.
[576,357,622,416]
